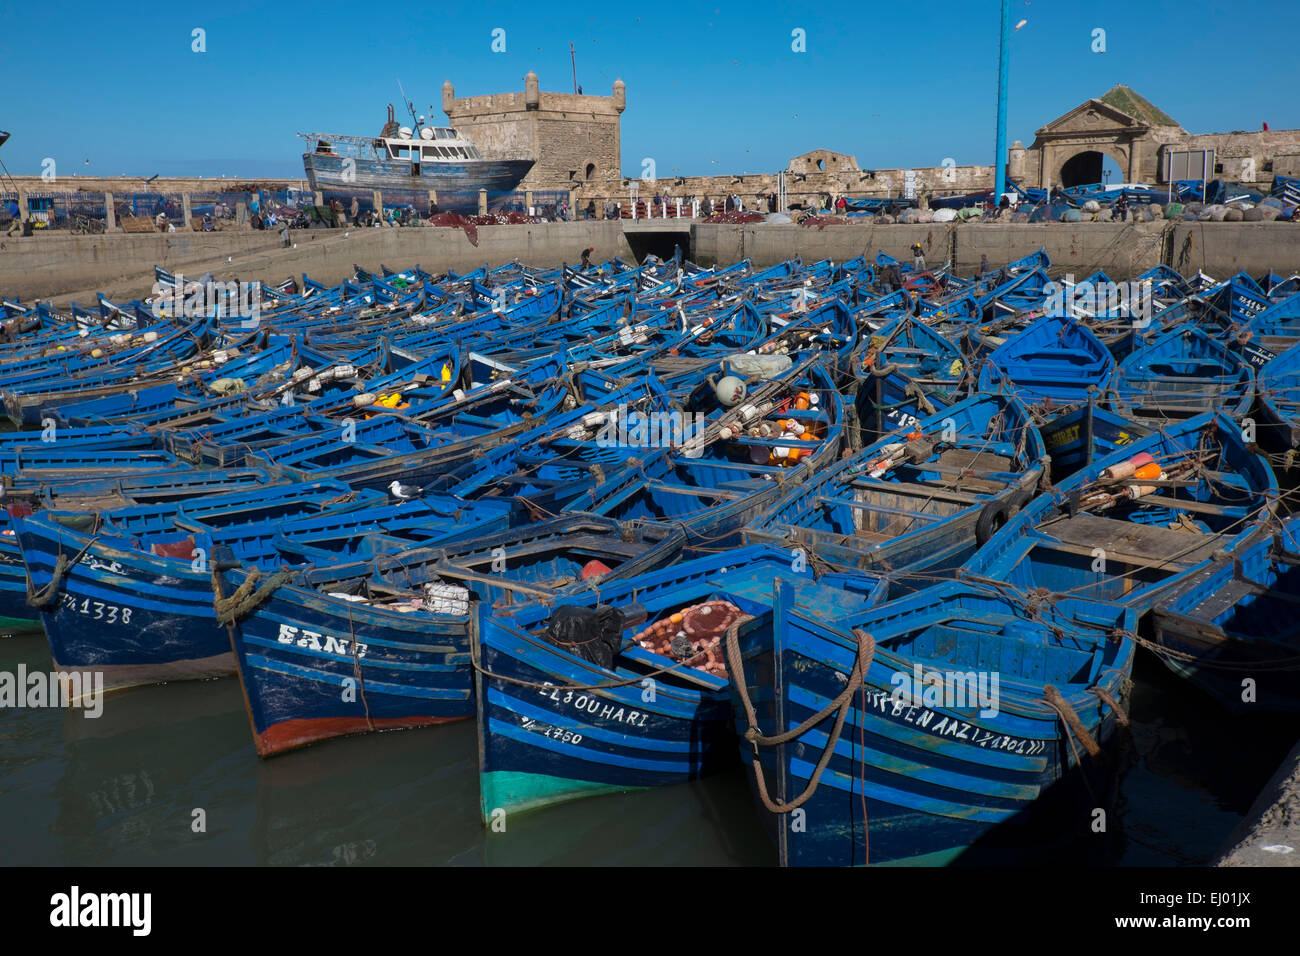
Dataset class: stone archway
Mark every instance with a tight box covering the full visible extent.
[1059,151,1103,188]
[1025,91,1184,188]
[1040,141,1133,189]
[1057,149,1131,188]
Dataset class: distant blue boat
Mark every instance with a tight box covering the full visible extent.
[978,316,1115,405]
[1113,326,1255,420]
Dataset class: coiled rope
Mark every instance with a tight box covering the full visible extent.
[211,567,293,625]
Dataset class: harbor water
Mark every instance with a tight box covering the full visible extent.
[1,625,1291,866]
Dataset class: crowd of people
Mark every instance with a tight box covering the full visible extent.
[561,190,869,220]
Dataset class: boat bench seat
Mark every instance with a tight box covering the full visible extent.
[1037,513,1225,571]
[848,476,984,505]
[818,495,946,524]
[1129,494,1251,519]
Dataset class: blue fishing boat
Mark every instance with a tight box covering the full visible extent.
[977,316,1115,405]
[1245,292,1300,354]
[855,366,952,443]
[13,482,445,693]
[1255,340,1300,456]
[1112,326,1255,420]
[746,393,1046,575]
[0,466,276,631]
[727,578,1135,865]
[1152,514,1300,712]
[472,547,888,820]
[965,412,1278,613]
[1037,400,1153,480]
[223,516,685,755]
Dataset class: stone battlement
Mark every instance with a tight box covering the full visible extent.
[441,72,625,191]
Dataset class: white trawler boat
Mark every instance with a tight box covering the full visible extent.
[300,104,533,199]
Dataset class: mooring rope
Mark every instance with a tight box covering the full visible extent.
[725,621,875,814]
[211,567,293,625]
[1088,685,1130,727]
[1043,684,1101,759]
[26,536,99,608]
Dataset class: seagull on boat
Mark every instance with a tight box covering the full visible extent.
[389,479,423,501]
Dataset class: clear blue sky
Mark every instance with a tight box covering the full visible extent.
[0,0,1295,180]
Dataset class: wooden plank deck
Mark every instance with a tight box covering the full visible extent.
[1037,513,1224,570]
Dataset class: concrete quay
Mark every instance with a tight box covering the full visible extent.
[3,218,1299,305]
[1217,740,1300,867]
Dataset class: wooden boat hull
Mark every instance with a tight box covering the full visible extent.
[16,521,236,693]
[730,580,1135,865]
[1152,518,1300,712]
[224,577,475,756]
[226,517,685,756]
[473,609,735,819]
[471,548,883,820]
[302,153,534,197]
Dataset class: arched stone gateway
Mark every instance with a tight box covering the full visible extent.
[1058,148,1131,188]
[1023,85,1186,189]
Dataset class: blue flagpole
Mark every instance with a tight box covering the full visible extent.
[994,0,1011,202]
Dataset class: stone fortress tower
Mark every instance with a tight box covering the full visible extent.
[441,72,625,192]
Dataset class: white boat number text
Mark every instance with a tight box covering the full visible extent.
[61,594,133,624]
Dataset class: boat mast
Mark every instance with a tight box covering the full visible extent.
[397,79,420,129]
[0,131,19,195]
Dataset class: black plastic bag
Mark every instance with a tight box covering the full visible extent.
[544,604,626,669]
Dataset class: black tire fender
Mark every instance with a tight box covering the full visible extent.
[975,500,1013,546]
[1006,488,1036,517]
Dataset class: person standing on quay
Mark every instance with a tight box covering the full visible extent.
[1114,190,1129,222]
[350,196,360,226]
[911,242,926,271]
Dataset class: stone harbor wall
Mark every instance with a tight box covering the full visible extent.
[8,219,1300,304]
